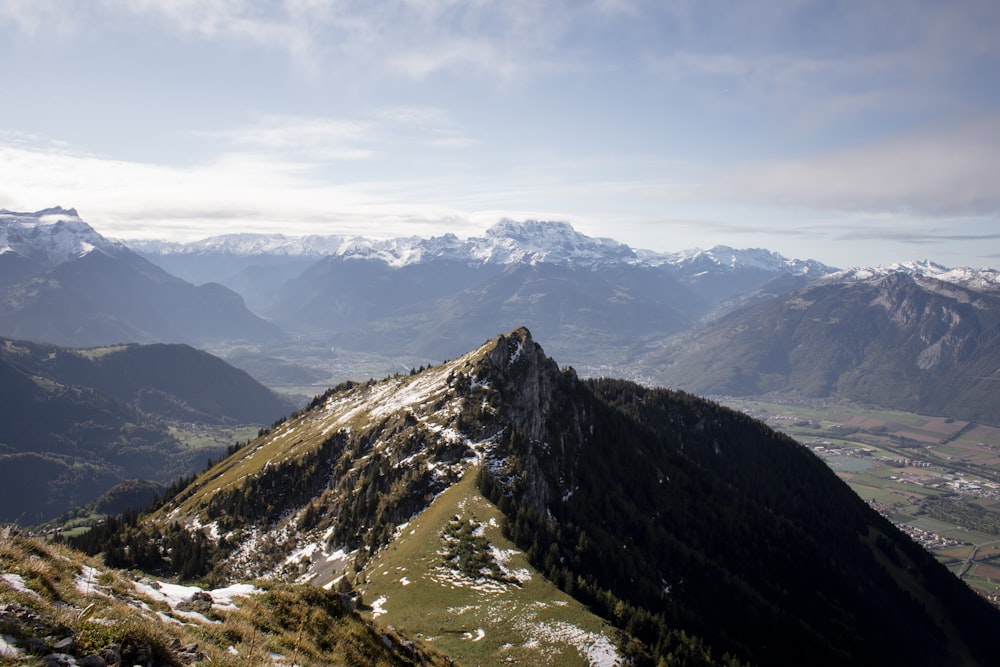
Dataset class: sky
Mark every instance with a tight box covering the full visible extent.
[1,0,999,269]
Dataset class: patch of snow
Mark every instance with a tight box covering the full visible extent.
[0,573,38,597]
[153,611,183,626]
[134,580,258,615]
[211,583,259,608]
[284,541,322,566]
[517,620,622,667]
[400,577,411,586]
[489,545,532,584]
[508,340,524,366]
[430,566,511,594]
[447,605,478,614]
[327,548,349,563]
[74,566,103,596]
[0,634,22,658]
[371,595,388,618]
[463,628,486,642]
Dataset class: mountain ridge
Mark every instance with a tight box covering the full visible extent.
[130,219,837,276]
[76,327,1000,667]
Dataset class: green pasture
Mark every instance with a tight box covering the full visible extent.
[360,470,619,667]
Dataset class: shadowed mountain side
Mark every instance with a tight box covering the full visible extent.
[263,258,702,364]
[0,248,285,347]
[0,339,292,524]
[2,338,292,424]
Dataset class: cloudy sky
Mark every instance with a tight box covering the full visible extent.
[1,0,998,268]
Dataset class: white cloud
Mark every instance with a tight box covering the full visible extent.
[205,115,375,161]
[0,0,591,83]
[0,0,77,36]
[719,116,1000,216]
[0,138,489,240]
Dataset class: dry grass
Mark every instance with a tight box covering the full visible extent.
[1,526,451,666]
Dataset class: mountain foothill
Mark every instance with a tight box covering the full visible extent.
[3,207,1000,666]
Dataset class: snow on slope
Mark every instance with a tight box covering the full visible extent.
[824,260,1000,291]
[130,232,350,257]
[127,217,835,276]
[643,244,835,276]
[16,208,999,290]
[0,207,123,268]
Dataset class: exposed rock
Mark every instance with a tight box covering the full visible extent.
[25,636,51,655]
[42,653,76,667]
[98,643,121,665]
[52,636,76,653]
[176,591,213,614]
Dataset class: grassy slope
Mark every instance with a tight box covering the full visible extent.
[0,526,450,666]
[360,469,621,667]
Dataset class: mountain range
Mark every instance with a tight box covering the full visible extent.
[132,219,835,317]
[7,206,1000,426]
[0,337,291,523]
[132,215,1000,425]
[0,208,284,347]
[72,328,1000,666]
[133,219,841,377]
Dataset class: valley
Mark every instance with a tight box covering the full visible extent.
[724,396,1000,602]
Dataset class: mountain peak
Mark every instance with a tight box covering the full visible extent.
[479,219,635,265]
[486,219,576,239]
[0,207,122,268]
[481,325,534,366]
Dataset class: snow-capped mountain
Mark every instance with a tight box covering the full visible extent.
[132,220,638,269]
[126,217,847,375]
[824,260,1000,292]
[471,219,636,265]
[649,244,836,277]
[130,219,833,275]
[0,206,125,269]
[130,232,350,257]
